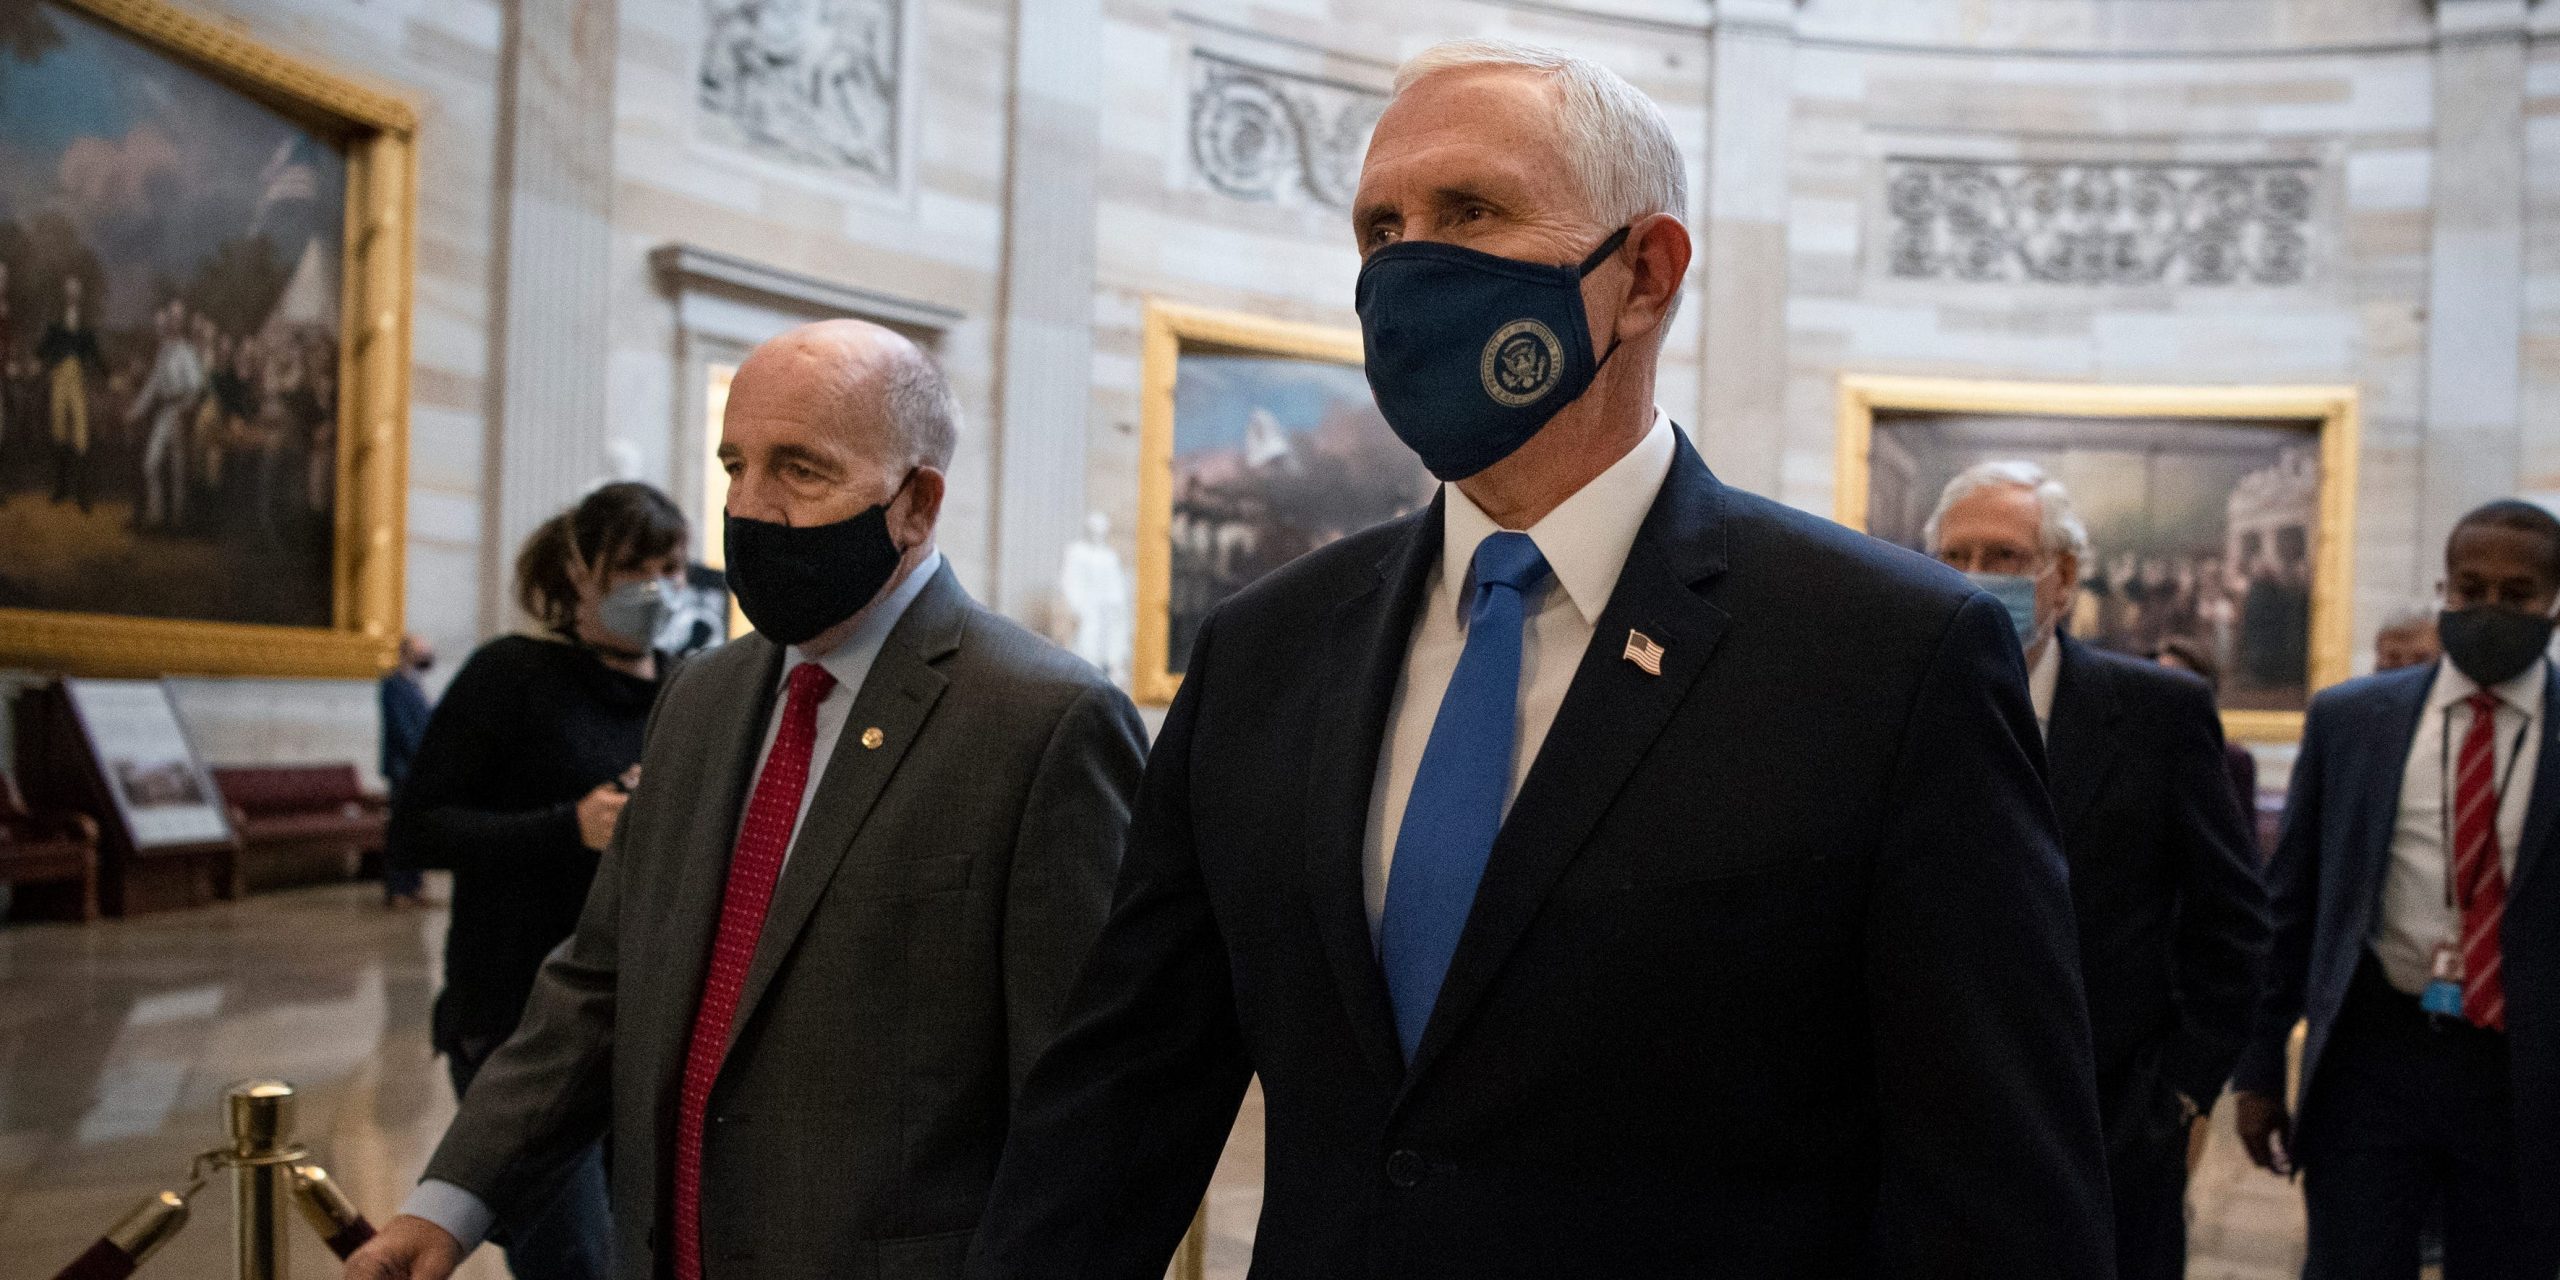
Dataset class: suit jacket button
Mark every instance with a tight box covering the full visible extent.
[1385,1149,1425,1188]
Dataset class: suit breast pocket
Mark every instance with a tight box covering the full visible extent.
[857,853,973,898]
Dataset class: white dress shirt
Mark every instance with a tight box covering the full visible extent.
[403,552,943,1253]
[2027,636,2061,740]
[2371,658,2543,996]
[1361,411,1676,929]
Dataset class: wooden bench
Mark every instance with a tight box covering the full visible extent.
[0,770,102,922]
[210,764,388,894]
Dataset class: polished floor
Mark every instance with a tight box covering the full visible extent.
[1,882,2310,1280]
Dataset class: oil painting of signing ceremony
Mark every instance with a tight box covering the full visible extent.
[5,2,2560,1280]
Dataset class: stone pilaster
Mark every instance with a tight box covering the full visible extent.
[988,0,1106,629]
[1697,0,1798,501]
[486,0,619,631]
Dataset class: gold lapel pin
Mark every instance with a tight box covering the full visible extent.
[860,726,885,750]
[1622,629,1665,676]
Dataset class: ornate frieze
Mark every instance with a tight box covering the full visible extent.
[699,0,904,184]
[1187,50,1386,211]
[1883,157,2314,287]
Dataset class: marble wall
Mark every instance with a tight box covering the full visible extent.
[8,0,2557,782]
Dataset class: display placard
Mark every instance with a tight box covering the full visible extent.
[61,679,232,849]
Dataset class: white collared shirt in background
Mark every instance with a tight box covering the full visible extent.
[2372,658,2544,996]
[2027,635,2061,740]
[1360,411,1677,931]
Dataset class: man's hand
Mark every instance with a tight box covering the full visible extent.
[574,782,630,853]
[343,1214,462,1280]
[2233,1090,2294,1177]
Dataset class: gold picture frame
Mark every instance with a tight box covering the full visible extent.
[0,0,416,679]
[1836,374,2359,744]
[1136,300,1394,705]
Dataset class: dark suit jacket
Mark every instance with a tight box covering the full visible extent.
[970,434,2112,1279]
[2236,661,2560,1261]
[379,670,431,793]
[423,566,1146,1280]
[2045,636,2269,1147]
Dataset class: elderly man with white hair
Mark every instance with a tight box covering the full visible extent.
[969,41,2111,1278]
[1929,460,2269,1280]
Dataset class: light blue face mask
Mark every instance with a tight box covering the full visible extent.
[1965,571,2045,649]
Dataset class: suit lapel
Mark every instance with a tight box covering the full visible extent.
[722,567,964,1057]
[1302,502,1442,1087]
[1398,435,1732,1100]
[2042,638,2122,839]
[2350,667,2434,919]
[2511,664,2560,893]
[645,634,783,1114]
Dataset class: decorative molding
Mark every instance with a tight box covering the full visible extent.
[698,0,908,186]
[650,243,964,333]
[1883,157,2315,287]
[1186,49,1386,211]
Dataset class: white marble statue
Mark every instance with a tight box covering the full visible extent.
[1059,511,1132,687]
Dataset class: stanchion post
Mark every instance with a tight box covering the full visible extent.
[1175,1202,1207,1280]
[226,1081,297,1280]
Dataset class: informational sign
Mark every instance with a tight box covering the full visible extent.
[62,679,232,849]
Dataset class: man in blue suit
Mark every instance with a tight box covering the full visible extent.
[2235,500,2560,1279]
[968,39,2112,1279]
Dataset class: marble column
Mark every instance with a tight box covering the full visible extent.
[484,0,618,632]
[2417,0,2528,564]
[987,0,1106,629]
[1696,0,1797,503]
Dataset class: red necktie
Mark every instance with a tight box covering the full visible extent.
[670,661,836,1280]
[2452,690,2510,1031]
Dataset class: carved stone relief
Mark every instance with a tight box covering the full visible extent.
[1187,50,1386,211]
[699,0,902,184]
[1884,158,2314,286]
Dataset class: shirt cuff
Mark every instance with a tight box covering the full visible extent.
[400,1179,495,1257]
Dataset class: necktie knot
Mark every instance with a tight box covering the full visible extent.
[2468,689,2504,720]
[1470,531,1551,601]
[786,660,837,707]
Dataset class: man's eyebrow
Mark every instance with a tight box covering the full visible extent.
[767,442,843,473]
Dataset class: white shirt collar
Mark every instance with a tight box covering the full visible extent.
[784,550,944,688]
[2425,654,2548,720]
[1437,410,1676,626]
[2028,635,2063,731]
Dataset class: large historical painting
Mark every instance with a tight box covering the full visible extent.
[699,0,903,184]
[1838,376,2358,742]
[1137,302,1430,703]
[0,0,413,678]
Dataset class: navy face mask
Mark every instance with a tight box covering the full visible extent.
[1355,226,1631,482]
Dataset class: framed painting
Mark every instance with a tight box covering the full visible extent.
[1136,300,1431,704]
[1836,375,2359,743]
[0,0,415,678]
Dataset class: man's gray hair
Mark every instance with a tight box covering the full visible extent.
[880,346,960,472]
[1923,460,2093,562]
[1391,40,1688,228]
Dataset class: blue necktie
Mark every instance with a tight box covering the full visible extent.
[1379,530,1552,1063]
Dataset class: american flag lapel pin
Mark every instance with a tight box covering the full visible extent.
[1622,629,1665,676]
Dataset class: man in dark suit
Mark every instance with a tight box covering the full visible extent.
[2235,500,2560,1279]
[346,321,1146,1280]
[969,40,2111,1279]
[1927,462,2271,1280]
[378,632,435,908]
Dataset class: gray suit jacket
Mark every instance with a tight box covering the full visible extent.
[424,565,1145,1280]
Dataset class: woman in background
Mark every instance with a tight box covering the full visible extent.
[387,481,689,1280]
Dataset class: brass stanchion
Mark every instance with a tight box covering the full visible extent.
[227,1081,300,1280]
[1175,1202,1207,1280]
[48,1184,198,1280]
[288,1162,378,1259]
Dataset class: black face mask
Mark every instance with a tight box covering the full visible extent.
[724,500,905,648]
[411,656,435,674]
[2438,604,2556,688]
[1354,227,1630,482]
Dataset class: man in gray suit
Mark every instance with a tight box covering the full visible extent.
[348,320,1146,1280]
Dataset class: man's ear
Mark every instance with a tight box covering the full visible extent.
[891,467,947,551]
[1612,213,1693,345]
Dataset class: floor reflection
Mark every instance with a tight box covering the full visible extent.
[0,882,2307,1280]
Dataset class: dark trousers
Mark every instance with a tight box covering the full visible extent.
[2098,1053,2195,1280]
[448,1033,613,1280]
[2298,956,2537,1280]
[51,441,89,510]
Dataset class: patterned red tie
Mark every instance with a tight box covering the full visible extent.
[2452,690,2511,1031]
[670,660,836,1280]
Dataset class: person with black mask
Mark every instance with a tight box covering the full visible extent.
[2235,499,2560,1279]
[348,321,1144,1280]
[380,481,690,1280]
